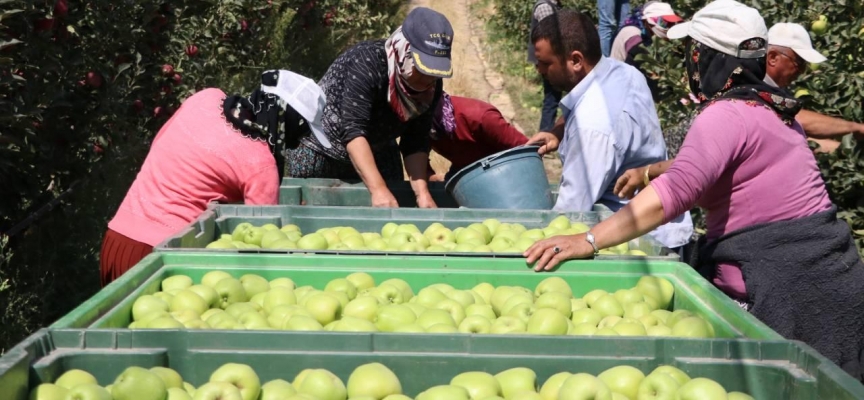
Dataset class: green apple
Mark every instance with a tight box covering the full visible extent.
[333,316,378,332]
[558,373,612,400]
[209,363,261,400]
[490,287,518,315]
[200,271,232,288]
[342,235,367,250]
[193,382,242,400]
[267,305,311,327]
[538,372,571,400]
[650,310,672,325]
[512,238,535,252]
[187,285,219,308]
[231,223,254,242]
[535,292,573,318]
[598,316,622,330]
[201,308,226,321]
[166,387,193,400]
[238,274,270,298]
[634,277,674,310]
[151,366,184,389]
[466,223,491,242]
[249,292,267,310]
[55,369,98,390]
[112,367,168,400]
[392,324,426,333]
[162,275,193,292]
[435,299,467,324]
[397,242,422,252]
[637,372,680,400]
[490,316,527,334]
[379,278,413,301]
[597,365,644,400]
[650,366,690,386]
[591,295,624,317]
[260,223,279,231]
[458,315,493,333]
[324,278,358,300]
[494,368,536,399]
[727,392,755,400]
[280,223,301,233]
[404,302,427,317]
[343,296,380,321]
[569,222,590,233]
[582,289,608,307]
[375,304,417,332]
[395,223,420,235]
[520,229,545,241]
[407,232,430,247]
[346,363,402,399]
[417,309,457,329]
[297,233,329,250]
[426,323,459,333]
[670,317,713,338]
[360,232,382,243]
[381,223,399,238]
[294,369,346,400]
[811,17,828,35]
[132,295,170,322]
[262,287,296,314]
[29,383,69,400]
[183,382,195,395]
[526,308,569,335]
[260,230,289,249]
[146,316,185,329]
[613,289,644,306]
[282,315,324,331]
[423,222,447,237]
[456,228,486,245]
[206,240,237,249]
[504,302,536,324]
[346,272,375,291]
[570,308,603,326]
[416,287,448,308]
[612,319,647,336]
[535,277,573,298]
[676,378,727,400]
[465,304,497,320]
[64,383,112,400]
[382,395,413,400]
[242,227,266,247]
[170,290,209,315]
[623,302,653,320]
[427,228,456,247]
[225,302,259,319]
[471,245,493,253]
[570,322,598,336]
[183,319,211,329]
[646,325,671,337]
[416,385,470,400]
[638,314,660,328]
[595,327,619,336]
[238,311,271,330]
[268,239,298,249]
[570,298,588,314]
[304,293,342,325]
[425,245,448,252]
[451,371,501,399]
[493,229,521,243]
[213,278,248,309]
[205,312,239,330]
[488,237,515,252]
[260,379,297,400]
[548,215,571,231]
[337,227,361,240]
[266,278,294,290]
[372,284,405,305]
[482,218,502,236]
[501,293,534,316]
[366,238,388,250]
[387,232,410,248]
[665,310,695,329]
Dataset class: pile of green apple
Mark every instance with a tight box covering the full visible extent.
[128,270,715,338]
[29,360,757,400]
[204,216,649,256]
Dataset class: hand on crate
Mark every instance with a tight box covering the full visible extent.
[371,189,399,208]
[416,192,438,209]
[524,233,595,271]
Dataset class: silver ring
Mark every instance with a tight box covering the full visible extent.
[553,246,561,254]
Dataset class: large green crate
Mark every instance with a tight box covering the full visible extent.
[2,329,863,400]
[154,203,675,259]
[51,252,777,341]
[279,177,562,207]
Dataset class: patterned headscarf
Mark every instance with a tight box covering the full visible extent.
[620,2,654,47]
[431,92,456,140]
[385,26,437,122]
[686,40,802,126]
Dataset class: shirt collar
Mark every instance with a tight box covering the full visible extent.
[763,74,780,88]
[560,56,611,113]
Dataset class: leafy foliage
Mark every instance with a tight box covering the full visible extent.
[0,0,403,352]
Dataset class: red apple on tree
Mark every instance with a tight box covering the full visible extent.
[185,44,198,57]
[54,0,69,18]
[161,64,174,77]
[86,71,103,88]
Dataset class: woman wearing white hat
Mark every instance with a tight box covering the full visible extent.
[100,70,329,285]
[525,0,864,380]
[609,1,682,101]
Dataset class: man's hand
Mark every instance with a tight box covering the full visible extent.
[613,167,648,200]
[416,192,438,209]
[526,132,560,155]
[371,189,399,208]
[523,234,595,271]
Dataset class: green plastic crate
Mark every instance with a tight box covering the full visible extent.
[2,329,863,400]
[52,252,776,341]
[154,203,677,259]
[279,177,562,207]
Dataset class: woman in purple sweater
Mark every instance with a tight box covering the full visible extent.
[524,0,864,381]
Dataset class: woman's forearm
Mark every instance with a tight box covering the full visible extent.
[404,152,432,196]
[346,137,387,192]
[592,186,667,249]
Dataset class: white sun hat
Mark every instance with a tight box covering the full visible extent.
[768,23,827,63]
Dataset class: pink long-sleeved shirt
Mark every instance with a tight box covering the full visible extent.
[109,88,279,246]
[652,100,832,300]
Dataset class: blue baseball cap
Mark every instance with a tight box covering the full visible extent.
[402,7,454,78]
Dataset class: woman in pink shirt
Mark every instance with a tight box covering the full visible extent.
[524,1,864,380]
[101,70,330,285]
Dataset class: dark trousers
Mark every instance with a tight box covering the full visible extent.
[539,77,562,132]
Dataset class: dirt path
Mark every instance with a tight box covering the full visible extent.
[408,0,523,175]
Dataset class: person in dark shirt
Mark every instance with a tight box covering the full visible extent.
[427,93,528,181]
[285,7,454,208]
[609,1,682,102]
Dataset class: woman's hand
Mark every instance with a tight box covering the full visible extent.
[416,192,438,209]
[614,166,648,199]
[524,234,596,272]
[371,189,399,208]
[526,132,561,155]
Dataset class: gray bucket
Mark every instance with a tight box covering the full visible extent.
[445,146,554,209]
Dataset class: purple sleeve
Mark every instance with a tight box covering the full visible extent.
[651,102,747,222]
